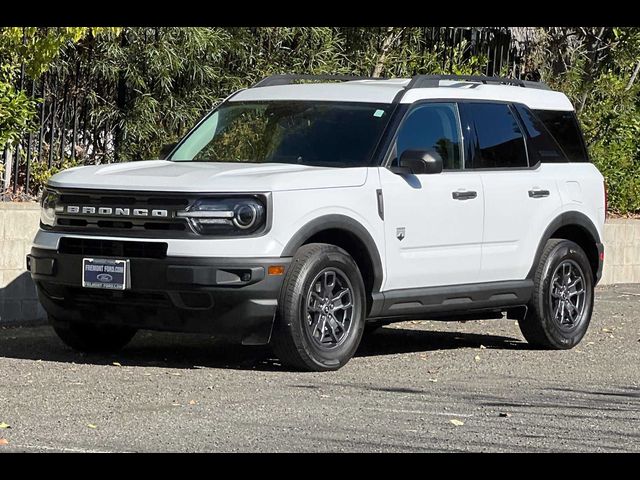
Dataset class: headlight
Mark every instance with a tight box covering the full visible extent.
[177,197,266,236]
[40,189,59,228]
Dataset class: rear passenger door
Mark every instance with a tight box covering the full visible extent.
[460,102,564,282]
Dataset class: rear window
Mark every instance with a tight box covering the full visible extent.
[532,110,589,163]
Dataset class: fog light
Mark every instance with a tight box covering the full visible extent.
[268,265,285,276]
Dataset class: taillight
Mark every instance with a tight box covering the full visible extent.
[604,181,608,218]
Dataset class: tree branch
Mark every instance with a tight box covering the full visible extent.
[625,60,640,91]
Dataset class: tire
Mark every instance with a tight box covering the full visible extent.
[271,243,366,371]
[518,239,594,349]
[51,317,137,353]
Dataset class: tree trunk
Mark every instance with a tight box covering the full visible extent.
[113,28,129,162]
[372,27,405,78]
[2,145,13,192]
[578,27,611,114]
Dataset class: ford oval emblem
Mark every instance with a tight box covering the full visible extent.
[97,273,113,282]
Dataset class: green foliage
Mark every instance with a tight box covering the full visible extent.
[81,27,229,161]
[580,73,640,214]
[0,27,119,152]
[0,66,37,150]
[67,27,489,162]
[2,27,640,214]
[28,158,81,195]
[539,27,640,215]
[0,27,119,77]
[223,27,349,84]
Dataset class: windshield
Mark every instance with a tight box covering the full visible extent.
[169,101,392,167]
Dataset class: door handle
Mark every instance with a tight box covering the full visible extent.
[528,189,550,198]
[452,191,477,200]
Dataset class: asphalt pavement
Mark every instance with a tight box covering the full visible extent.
[0,284,638,452]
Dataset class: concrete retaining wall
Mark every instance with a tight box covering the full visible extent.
[0,202,639,325]
[0,203,45,325]
[600,218,640,285]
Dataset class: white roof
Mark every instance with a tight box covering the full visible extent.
[232,80,405,104]
[230,78,574,111]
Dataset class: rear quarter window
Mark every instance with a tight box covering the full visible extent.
[514,104,567,164]
[532,110,590,163]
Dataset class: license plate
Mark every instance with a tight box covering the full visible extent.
[82,258,129,290]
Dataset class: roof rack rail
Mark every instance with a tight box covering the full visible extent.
[252,74,387,88]
[406,74,550,90]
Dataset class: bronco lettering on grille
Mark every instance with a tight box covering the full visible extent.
[65,206,168,217]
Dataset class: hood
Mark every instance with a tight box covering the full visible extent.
[47,160,368,193]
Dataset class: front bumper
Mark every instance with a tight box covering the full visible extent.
[595,242,604,285]
[27,247,291,345]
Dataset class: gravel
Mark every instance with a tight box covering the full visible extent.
[0,284,638,452]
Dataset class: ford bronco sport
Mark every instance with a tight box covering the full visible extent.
[27,74,606,371]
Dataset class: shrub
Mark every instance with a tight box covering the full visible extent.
[28,158,81,197]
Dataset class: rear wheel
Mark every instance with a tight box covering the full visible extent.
[271,243,366,371]
[52,317,137,353]
[518,239,594,349]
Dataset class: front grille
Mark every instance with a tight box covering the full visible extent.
[40,284,212,312]
[66,287,172,308]
[52,189,192,236]
[59,237,168,259]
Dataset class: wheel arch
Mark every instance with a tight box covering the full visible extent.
[281,215,384,312]
[528,211,602,282]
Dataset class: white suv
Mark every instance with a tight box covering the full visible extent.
[28,74,606,371]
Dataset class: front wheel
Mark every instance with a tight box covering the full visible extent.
[271,243,366,371]
[518,239,594,349]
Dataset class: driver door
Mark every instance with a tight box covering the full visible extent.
[379,102,484,291]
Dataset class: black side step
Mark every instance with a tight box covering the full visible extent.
[369,280,533,319]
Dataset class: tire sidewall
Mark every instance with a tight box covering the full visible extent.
[537,241,594,349]
[285,247,366,370]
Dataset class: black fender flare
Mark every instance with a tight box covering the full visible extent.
[281,214,384,293]
[527,211,601,279]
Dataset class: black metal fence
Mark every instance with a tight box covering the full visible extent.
[1,26,534,200]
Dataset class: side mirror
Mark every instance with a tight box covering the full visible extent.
[159,142,178,160]
[391,149,443,175]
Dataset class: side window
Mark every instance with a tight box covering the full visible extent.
[465,103,528,169]
[395,103,462,170]
[532,109,589,163]
[514,104,567,164]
